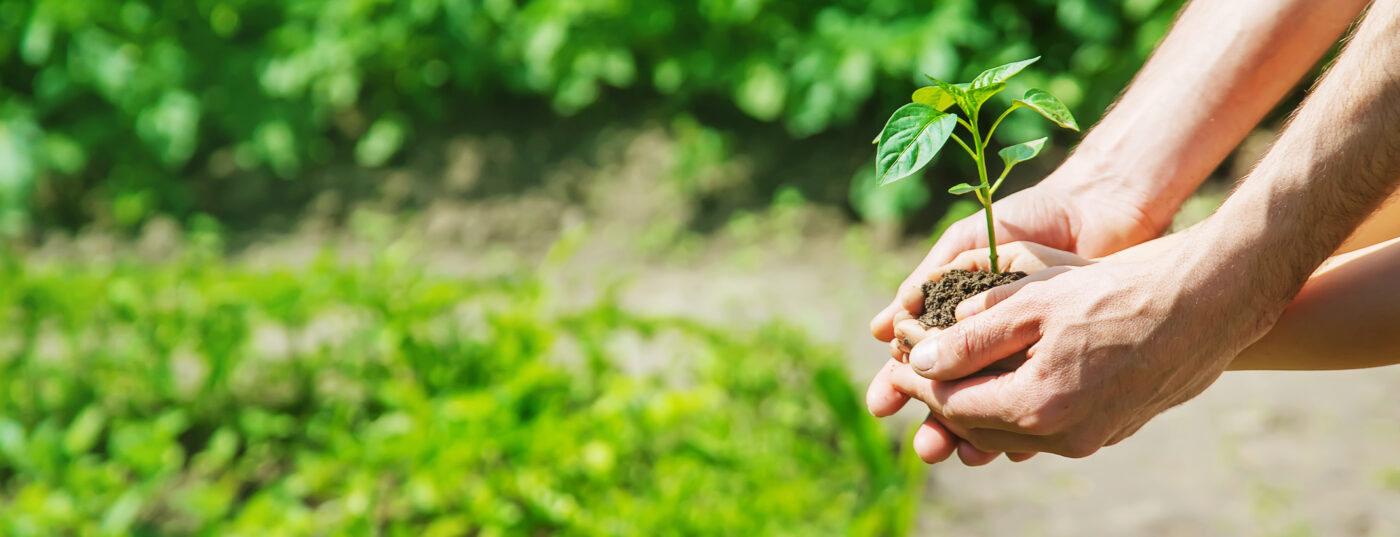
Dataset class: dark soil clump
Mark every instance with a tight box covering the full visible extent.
[919,269,1027,329]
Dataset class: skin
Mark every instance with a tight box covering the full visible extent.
[884,0,1400,461]
[899,238,1400,371]
[881,213,1400,464]
[868,0,1372,464]
[884,235,1400,462]
[869,0,1369,343]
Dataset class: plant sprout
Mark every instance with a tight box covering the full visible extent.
[873,57,1079,273]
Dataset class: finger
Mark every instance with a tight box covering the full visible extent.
[912,416,957,464]
[909,296,1042,380]
[955,266,1071,321]
[897,247,1000,317]
[946,244,1010,273]
[894,280,926,318]
[893,318,936,354]
[926,412,1007,464]
[1006,452,1037,462]
[875,219,985,342]
[869,302,900,342]
[959,428,1059,455]
[888,338,904,361]
[888,364,1023,431]
[956,441,1000,466]
[866,359,911,417]
[949,241,1070,275]
[935,371,1042,433]
[1004,241,1093,272]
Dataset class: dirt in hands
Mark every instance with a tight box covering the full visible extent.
[918,269,1027,329]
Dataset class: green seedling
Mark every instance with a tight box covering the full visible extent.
[873,57,1079,273]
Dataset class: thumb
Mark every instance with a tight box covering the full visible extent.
[908,297,1040,380]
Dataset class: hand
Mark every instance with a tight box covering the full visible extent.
[892,252,1271,459]
[867,242,1090,464]
[869,168,1161,344]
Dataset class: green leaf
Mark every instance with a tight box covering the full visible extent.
[911,86,957,111]
[947,183,982,195]
[1012,89,1079,131]
[998,137,1048,168]
[965,82,1006,109]
[972,57,1040,88]
[924,76,971,112]
[875,104,957,186]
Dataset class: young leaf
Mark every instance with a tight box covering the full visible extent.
[972,57,1041,88]
[875,104,957,186]
[924,76,971,113]
[998,137,1048,169]
[911,86,957,111]
[1012,89,1079,131]
[947,183,982,195]
[965,82,1006,110]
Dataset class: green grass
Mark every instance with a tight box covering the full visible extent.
[0,246,921,535]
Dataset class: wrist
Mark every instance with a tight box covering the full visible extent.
[1170,205,1311,340]
[1040,149,1174,237]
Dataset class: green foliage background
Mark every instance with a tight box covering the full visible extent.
[0,240,923,535]
[0,2,1197,532]
[0,0,1184,231]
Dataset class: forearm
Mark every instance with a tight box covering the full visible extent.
[1181,1,1400,344]
[1048,0,1367,234]
[1337,188,1400,253]
[1229,238,1400,370]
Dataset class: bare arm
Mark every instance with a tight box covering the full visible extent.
[1048,0,1369,241]
[871,0,1367,343]
[1183,0,1400,342]
[1230,237,1400,371]
[891,0,1400,459]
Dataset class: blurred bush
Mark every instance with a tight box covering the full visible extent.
[0,245,922,535]
[0,0,1183,231]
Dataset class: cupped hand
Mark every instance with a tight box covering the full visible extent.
[894,252,1271,459]
[870,177,1159,344]
[867,242,1090,464]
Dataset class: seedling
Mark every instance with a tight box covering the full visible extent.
[873,57,1078,273]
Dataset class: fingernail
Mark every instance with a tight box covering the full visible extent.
[910,342,937,373]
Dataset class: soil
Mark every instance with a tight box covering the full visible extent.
[918,269,1027,329]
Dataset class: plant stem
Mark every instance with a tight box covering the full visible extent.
[985,107,1016,146]
[949,133,977,159]
[982,191,1000,273]
[968,105,1000,273]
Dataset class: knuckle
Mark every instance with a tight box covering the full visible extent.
[940,328,977,365]
[941,400,972,423]
[1015,391,1071,434]
[1014,411,1058,436]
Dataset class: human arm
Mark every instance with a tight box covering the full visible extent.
[1230,237,1400,371]
[897,0,1400,458]
[904,235,1400,372]
[868,0,1369,343]
[883,234,1400,460]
